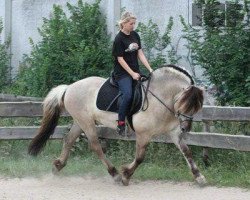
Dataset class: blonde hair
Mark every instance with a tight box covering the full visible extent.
[118,12,137,30]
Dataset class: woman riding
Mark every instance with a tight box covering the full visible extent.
[112,12,153,135]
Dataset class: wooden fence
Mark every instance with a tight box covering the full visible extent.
[0,98,250,152]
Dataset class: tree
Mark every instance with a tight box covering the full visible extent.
[0,18,11,90]
[181,0,250,106]
[10,0,112,97]
[136,17,180,71]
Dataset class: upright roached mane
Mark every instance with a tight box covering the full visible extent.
[28,65,205,186]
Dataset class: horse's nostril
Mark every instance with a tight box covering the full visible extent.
[181,127,185,132]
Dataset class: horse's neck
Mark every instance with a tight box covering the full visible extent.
[149,72,189,99]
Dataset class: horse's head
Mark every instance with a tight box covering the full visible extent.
[174,85,204,133]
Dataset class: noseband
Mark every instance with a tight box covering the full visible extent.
[175,111,193,122]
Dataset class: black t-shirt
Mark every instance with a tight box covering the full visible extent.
[112,31,141,80]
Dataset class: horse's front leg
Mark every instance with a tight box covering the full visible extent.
[170,128,207,186]
[121,134,150,186]
[179,139,207,185]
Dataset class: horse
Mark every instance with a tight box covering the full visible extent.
[28,64,206,186]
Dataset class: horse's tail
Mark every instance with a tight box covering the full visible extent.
[28,85,68,156]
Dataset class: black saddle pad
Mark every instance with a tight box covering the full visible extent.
[96,78,143,117]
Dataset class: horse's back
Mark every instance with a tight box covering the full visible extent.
[64,76,105,115]
[70,76,105,90]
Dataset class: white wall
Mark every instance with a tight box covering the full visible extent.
[121,0,203,77]
[11,0,93,76]
[2,0,204,78]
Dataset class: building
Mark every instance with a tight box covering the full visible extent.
[1,0,243,79]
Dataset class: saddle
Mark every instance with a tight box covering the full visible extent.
[96,75,149,130]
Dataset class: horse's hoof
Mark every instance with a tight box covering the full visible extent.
[52,166,60,175]
[121,177,130,186]
[113,174,122,182]
[52,159,65,174]
[195,175,207,186]
[121,166,131,186]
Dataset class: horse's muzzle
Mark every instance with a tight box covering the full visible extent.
[180,120,192,133]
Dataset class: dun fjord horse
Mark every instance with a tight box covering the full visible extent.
[28,65,206,185]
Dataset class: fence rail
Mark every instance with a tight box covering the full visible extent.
[1,101,250,120]
[0,101,249,151]
[0,93,43,102]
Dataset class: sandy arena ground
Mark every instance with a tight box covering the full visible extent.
[0,174,249,200]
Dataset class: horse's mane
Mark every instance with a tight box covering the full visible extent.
[158,64,203,113]
[163,64,194,85]
[178,86,204,113]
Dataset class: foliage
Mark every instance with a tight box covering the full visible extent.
[136,17,181,71]
[9,0,112,97]
[6,2,181,96]
[0,18,11,90]
[181,0,250,106]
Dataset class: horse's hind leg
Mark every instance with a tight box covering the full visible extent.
[77,120,120,181]
[170,129,207,186]
[121,134,150,186]
[53,122,82,173]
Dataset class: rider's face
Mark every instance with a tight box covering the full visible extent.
[122,19,136,33]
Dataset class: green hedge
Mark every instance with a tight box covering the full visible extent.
[0,18,11,90]
[10,0,112,97]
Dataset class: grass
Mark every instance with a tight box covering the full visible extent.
[0,139,249,188]
[0,140,106,178]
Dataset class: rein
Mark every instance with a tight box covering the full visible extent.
[139,74,152,111]
[138,74,193,122]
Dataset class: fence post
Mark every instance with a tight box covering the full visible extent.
[202,120,211,167]
[110,0,121,39]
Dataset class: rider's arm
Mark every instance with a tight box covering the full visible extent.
[138,49,153,73]
[117,57,140,80]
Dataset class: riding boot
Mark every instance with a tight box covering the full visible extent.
[116,121,126,136]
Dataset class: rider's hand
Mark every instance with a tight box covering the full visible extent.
[132,72,141,80]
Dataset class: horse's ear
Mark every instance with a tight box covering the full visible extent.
[199,86,205,94]
[192,85,205,112]
[193,85,205,97]
[198,86,205,108]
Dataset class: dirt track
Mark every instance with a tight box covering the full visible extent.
[1,174,249,200]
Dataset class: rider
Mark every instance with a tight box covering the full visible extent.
[112,12,153,135]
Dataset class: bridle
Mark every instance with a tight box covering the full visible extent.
[139,75,193,127]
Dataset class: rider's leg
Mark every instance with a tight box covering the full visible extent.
[116,76,133,134]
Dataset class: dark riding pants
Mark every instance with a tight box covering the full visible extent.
[117,76,133,121]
